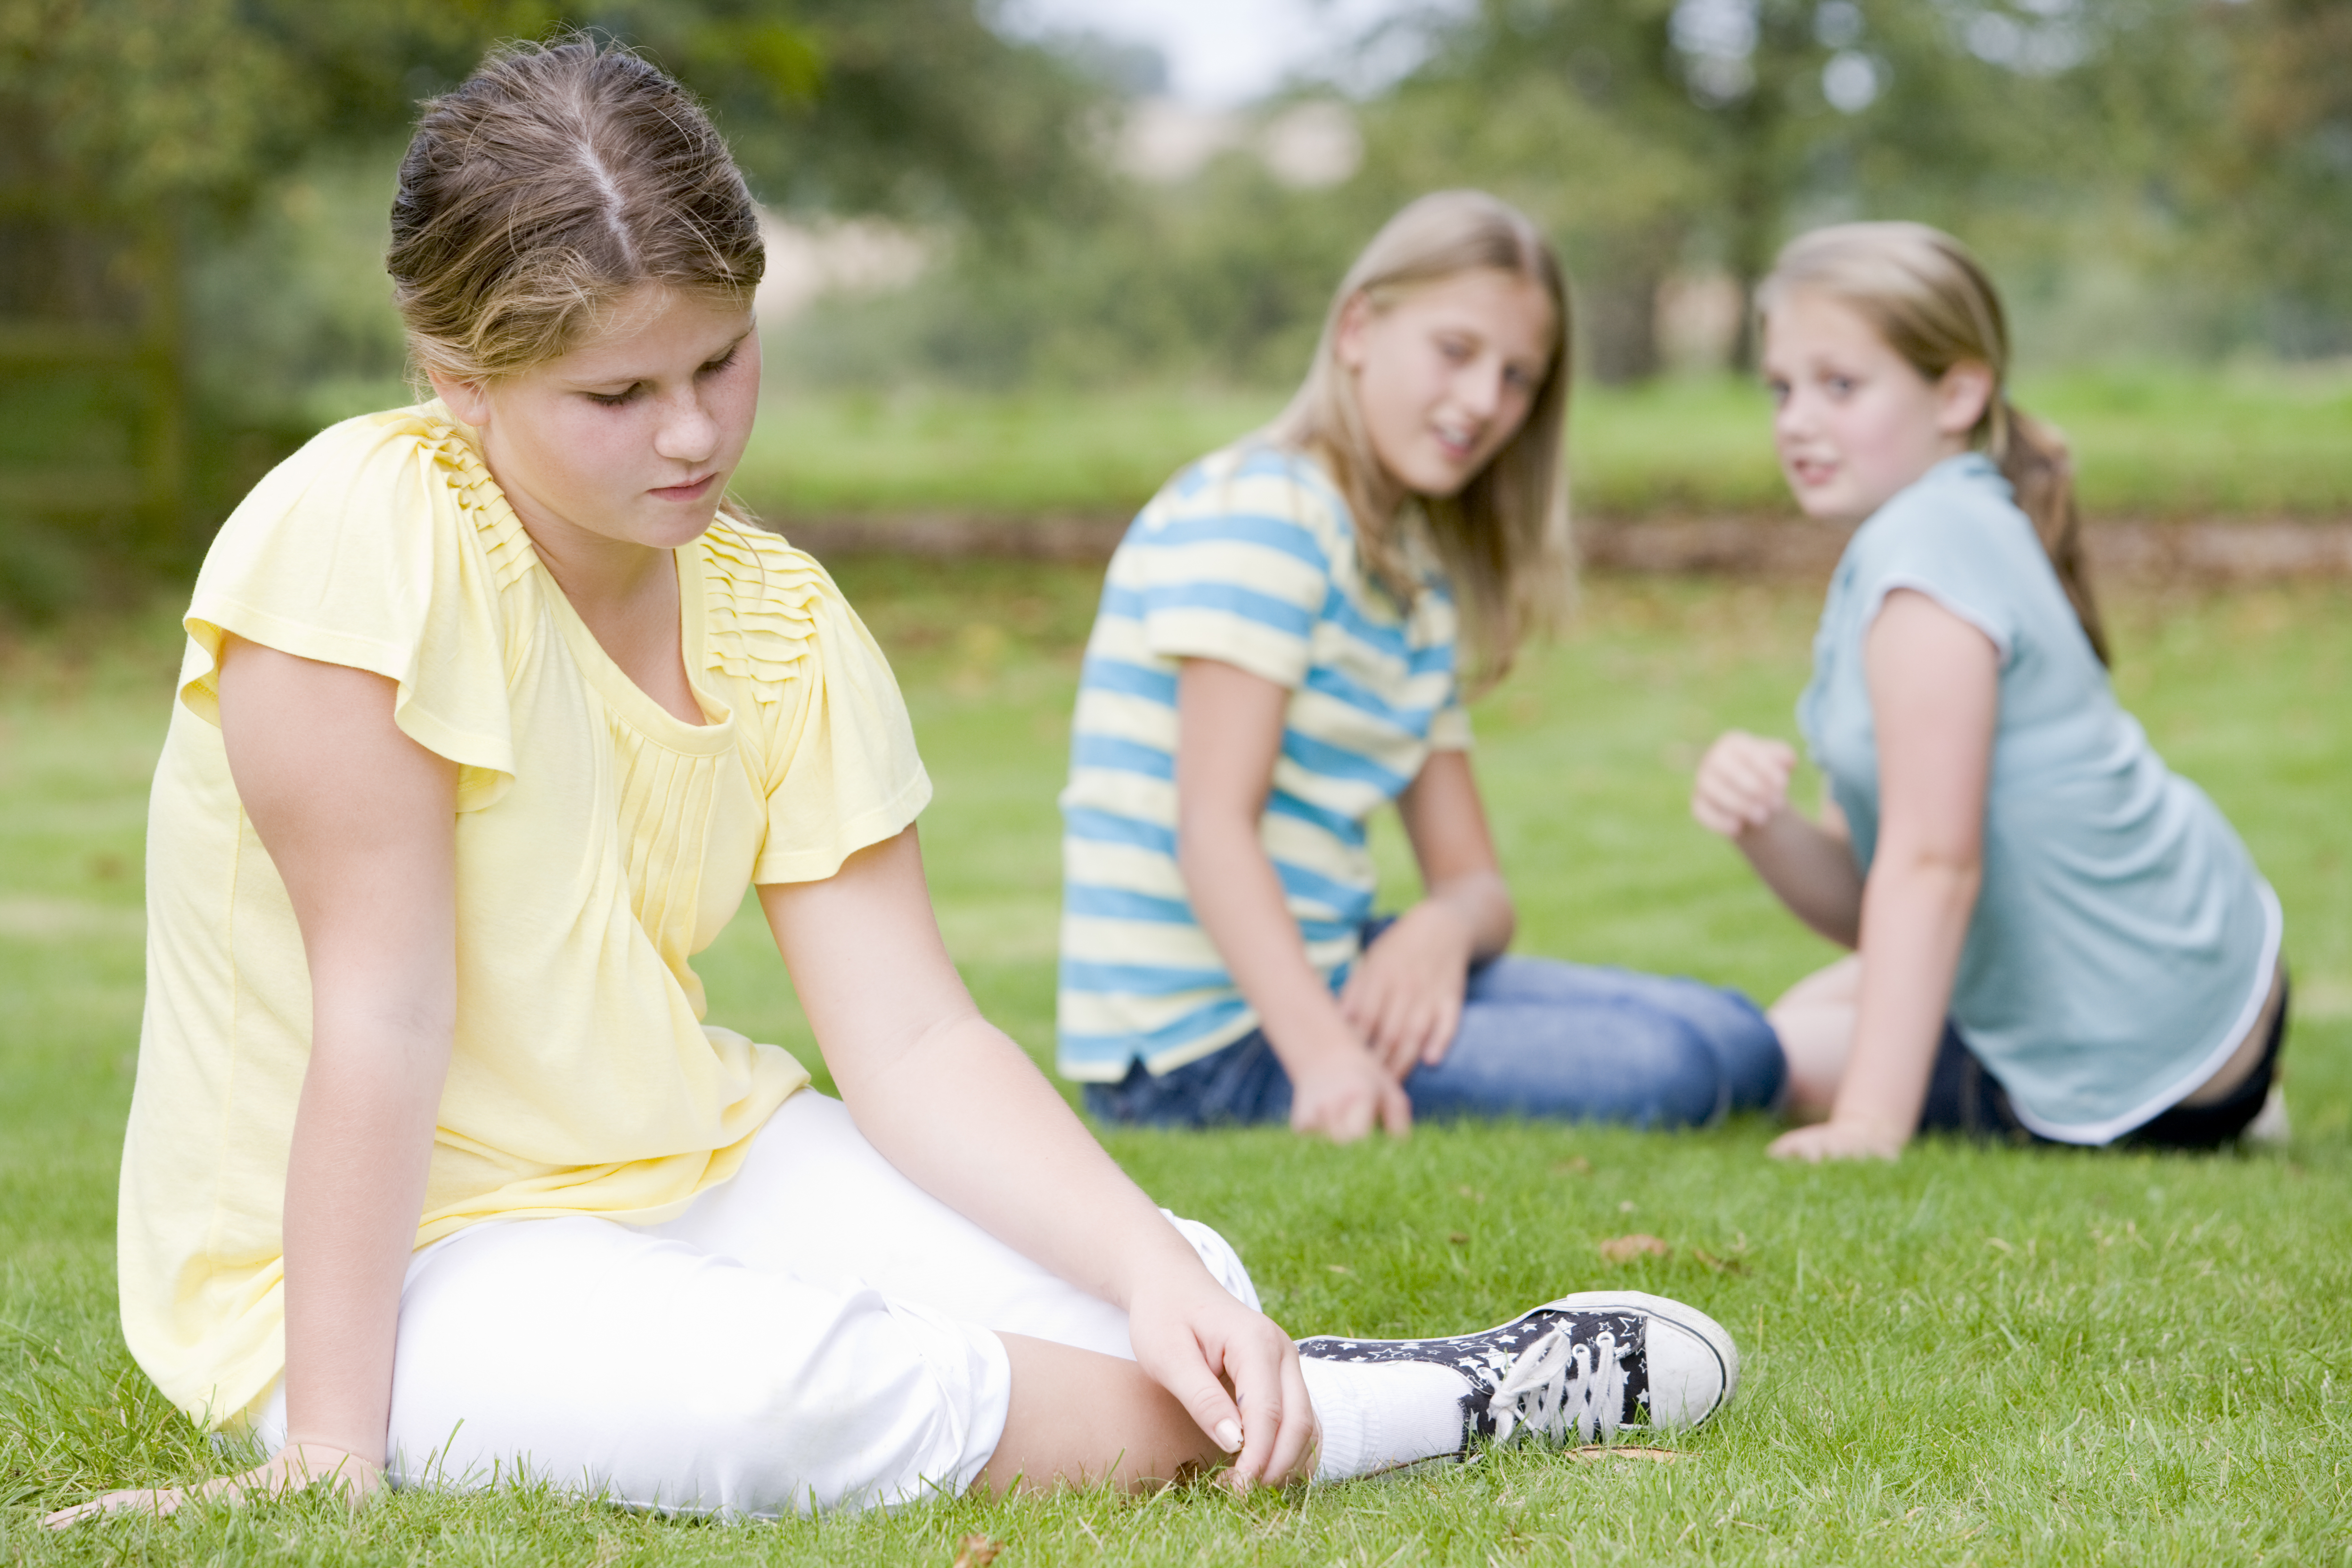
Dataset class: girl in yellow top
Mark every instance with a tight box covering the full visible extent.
[49,39,1738,1525]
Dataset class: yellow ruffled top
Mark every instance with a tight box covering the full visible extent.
[122,404,931,1426]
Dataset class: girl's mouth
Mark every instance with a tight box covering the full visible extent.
[1432,425,1478,465]
[651,473,720,503]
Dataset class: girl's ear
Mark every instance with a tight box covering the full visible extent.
[1934,360,1996,439]
[426,368,493,429]
[1333,291,1375,373]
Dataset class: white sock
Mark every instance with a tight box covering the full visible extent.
[1296,1355,1472,1482]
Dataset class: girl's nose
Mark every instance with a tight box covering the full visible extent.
[653,387,719,465]
[1457,360,1505,421]
[1773,388,1816,438]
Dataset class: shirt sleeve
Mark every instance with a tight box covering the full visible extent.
[702,532,933,885]
[1852,482,2025,663]
[176,408,524,812]
[1125,460,1336,690]
[1427,697,1474,752]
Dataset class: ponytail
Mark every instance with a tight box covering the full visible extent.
[1990,399,2108,666]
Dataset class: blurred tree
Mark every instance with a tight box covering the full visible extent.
[1369,0,2098,376]
[2190,0,2352,353]
[0,0,1105,610]
[0,0,1102,229]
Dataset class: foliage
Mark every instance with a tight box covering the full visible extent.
[781,0,2352,392]
[3,574,2348,1562]
[2181,0,2352,353]
[1361,0,2351,374]
[0,0,1108,618]
[0,0,1101,222]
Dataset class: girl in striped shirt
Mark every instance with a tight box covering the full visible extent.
[1059,191,1786,1142]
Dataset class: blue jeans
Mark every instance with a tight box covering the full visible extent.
[1084,942,1785,1130]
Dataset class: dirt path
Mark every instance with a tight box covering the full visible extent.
[768,513,2352,583]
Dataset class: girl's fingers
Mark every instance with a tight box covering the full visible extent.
[1305,1085,1377,1143]
[1393,996,1431,1071]
[1421,996,1461,1065]
[46,1483,198,1529]
[1377,1010,1419,1076]
[1264,1350,1320,1486]
[1359,981,1413,1073]
[1696,756,1788,830]
[1692,782,1761,837]
[1377,1078,1413,1138]
[1155,1336,1248,1465]
[1222,1332,1291,1488]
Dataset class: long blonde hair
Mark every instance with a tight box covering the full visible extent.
[1269,190,1573,691]
[1759,221,2109,664]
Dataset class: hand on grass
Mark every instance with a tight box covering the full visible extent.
[43,1442,383,1529]
[1339,903,1472,1075]
[1288,1043,1412,1143]
[1125,1269,1319,1490]
[1692,731,1797,840]
[1768,1117,1908,1163]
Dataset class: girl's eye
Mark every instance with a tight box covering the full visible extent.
[698,345,741,378]
[1436,336,1472,363]
[1825,376,1857,398]
[1503,362,1538,391]
[586,384,642,408]
[1765,378,1791,406]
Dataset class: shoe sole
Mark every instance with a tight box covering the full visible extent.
[1527,1290,1739,1432]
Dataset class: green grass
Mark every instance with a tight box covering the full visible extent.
[4,571,2349,1564]
[739,365,2352,523]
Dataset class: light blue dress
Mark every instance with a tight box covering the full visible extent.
[1798,454,2279,1143]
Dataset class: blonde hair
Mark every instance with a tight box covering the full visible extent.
[388,36,764,387]
[1268,190,1573,690]
[1759,221,2109,664]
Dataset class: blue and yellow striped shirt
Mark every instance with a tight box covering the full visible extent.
[1056,443,1470,1081]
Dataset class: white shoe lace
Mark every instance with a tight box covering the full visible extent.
[1488,1323,1629,1446]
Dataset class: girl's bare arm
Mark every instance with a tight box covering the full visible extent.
[1692,731,1865,944]
[1339,749,1513,1070]
[758,832,1316,1493]
[48,640,456,1527]
[1172,657,1411,1142]
[1770,591,1994,1161]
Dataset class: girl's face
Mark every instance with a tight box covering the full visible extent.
[1761,288,1992,524]
[1337,268,1555,501]
[433,284,760,557]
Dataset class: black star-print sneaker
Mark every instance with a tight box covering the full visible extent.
[1295,1290,1738,1452]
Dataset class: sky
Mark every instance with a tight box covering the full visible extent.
[996,0,1448,108]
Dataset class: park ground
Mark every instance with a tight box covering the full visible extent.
[2,564,2347,1565]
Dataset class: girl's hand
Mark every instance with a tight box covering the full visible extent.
[1288,1043,1413,1142]
[1767,1117,1908,1162]
[1125,1272,1319,1491]
[1692,731,1798,839]
[1339,903,1473,1074]
[43,1444,383,1529]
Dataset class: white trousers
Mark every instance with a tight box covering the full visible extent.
[253,1090,1259,1519]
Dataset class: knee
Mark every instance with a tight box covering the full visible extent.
[1645,1026,1729,1129]
[1702,993,1788,1113]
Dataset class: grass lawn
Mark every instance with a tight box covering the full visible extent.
[3,567,2348,1564]
[737,364,2352,523]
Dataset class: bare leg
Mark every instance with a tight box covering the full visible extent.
[1767,955,1861,1123]
[979,1334,1230,1495]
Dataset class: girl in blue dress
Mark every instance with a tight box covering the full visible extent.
[1692,222,2286,1161]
